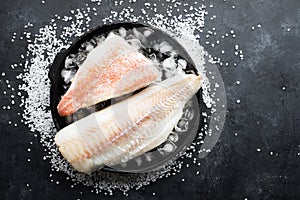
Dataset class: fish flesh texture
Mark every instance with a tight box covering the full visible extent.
[55,74,201,173]
[55,74,201,174]
[57,34,161,116]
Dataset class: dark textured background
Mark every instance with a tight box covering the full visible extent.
[0,0,299,199]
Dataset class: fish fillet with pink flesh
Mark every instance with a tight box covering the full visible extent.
[55,74,202,174]
[57,34,161,116]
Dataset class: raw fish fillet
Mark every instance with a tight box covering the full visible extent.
[55,74,202,174]
[57,34,161,116]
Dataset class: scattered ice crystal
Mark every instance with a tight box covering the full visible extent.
[5,0,232,195]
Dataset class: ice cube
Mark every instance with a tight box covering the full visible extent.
[89,38,98,47]
[143,29,154,37]
[177,59,187,69]
[127,39,142,50]
[144,152,153,162]
[134,157,142,166]
[95,36,105,45]
[75,53,87,66]
[65,57,77,69]
[118,27,127,38]
[153,43,159,51]
[159,41,173,53]
[175,118,189,132]
[168,132,179,142]
[133,28,146,43]
[158,140,177,156]
[162,56,177,72]
[85,43,94,53]
[61,69,76,84]
[183,108,195,121]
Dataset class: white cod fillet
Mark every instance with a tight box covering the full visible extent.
[54,74,202,174]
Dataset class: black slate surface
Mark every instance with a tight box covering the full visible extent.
[0,0,299,199]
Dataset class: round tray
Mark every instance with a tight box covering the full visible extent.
[49,22,209,173]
